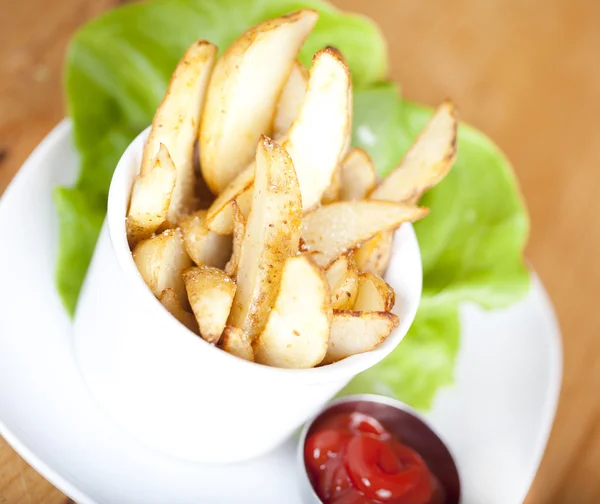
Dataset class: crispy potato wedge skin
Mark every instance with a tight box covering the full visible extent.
[370,100,457,204]
[325,252,358,310]
[283,47,351,211]
[221,325,254,362]
[353,272,395,312]
[199,10,318,193]
[158,288,198,334]
[180,210,232,269]
[127,144,177,247]
[354,231,394,276]
[321,310,399,365]
[184,266,236,344]
[301,201,428,267]
[224,201,246,277]
[141,41,217,224]
[253,255,331,368]
[273,60,308,139]
[133,228,192,304]
[228,136,302,341]
[340,147,377,201]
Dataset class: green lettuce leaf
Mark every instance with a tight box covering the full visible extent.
[57,0,388,315]
[58,0,529,409]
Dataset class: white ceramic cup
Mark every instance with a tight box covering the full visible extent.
[73,128,423,463]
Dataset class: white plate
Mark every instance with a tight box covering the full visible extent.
[0,121,562,504]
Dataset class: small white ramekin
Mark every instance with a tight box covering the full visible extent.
[73,128,423,463]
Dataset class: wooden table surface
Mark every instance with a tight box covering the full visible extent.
[1,0,599,502]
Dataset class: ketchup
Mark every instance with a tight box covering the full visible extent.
[304,412,443,504]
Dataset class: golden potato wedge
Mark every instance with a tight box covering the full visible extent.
[253,255,331,368]
[180,210,232,269]
[220,325,254,362]
[205,165,253,235]
[224,200,246,277]
[340,148,377,201]
[158,288,198,334]
[133,228,192,304]
[370,100,457,204]
[184,266,236,344]
[141,41,217,223]
[273,60,308,139]
[321,310,399,365]
[325,253,358,310]
[228,136,302,341]
[126,144,177,247]
[283,47,351,211]
[199,10,318,193]
[353,272,395,312]
[301,201,428,267]
[354,231,394,276]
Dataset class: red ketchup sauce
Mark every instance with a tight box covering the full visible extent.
[304,412,444,504]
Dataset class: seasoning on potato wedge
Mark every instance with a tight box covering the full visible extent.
[180,210,232,269]
[301,201,428,267]
[141,40,217,225]
[126,144,177,247]
[184,266,236,344]
[227,136,302,341]
[133,228,192,305]
[253,255,331,368]
[321,310,400,365]
[370,100,457,205]
[325,252,359,310]
[353,272,396,312]
[224,201,246,277]
[221,325,254,362]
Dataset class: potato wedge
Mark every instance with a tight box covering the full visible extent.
[353,272,395,312]
[141,41,217,224]
[340,148,377,201]
[220,325,254,362]
[133,228,192,304]
[224,201,246,277]
[325,253,358,310]
[301,201,428,267]
[228,136,302,340]
[321,310,399,365]
[354,231,394,276]
[158,288,198,334]
[321,165,341,204]
[199,10,318,193]
[273,60,308,139]
[184,266,236,343]
[205,165,253,234]
[370,100,457,204]
[126,144,177,247]
[253,255,331,368]
[283,47,351,211]
[180,210,232,269]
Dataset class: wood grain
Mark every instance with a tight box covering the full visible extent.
[1,0,599,502]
